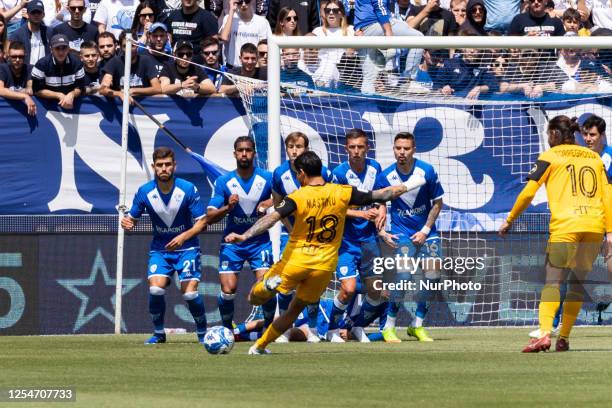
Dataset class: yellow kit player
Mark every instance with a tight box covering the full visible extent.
[225,151,426,354]
[499,115,612,353]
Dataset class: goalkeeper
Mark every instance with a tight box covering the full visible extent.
[500,115,612,353]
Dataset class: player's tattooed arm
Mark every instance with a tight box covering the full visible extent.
[225,212,283,243]
[272,191,294,232]
[411,198,443,245]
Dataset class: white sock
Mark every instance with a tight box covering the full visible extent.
[384,315,397,330]
[412,316,424,328]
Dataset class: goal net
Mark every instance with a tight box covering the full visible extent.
[229,35,612,327]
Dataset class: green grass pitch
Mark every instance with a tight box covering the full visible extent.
[2,327,612,407]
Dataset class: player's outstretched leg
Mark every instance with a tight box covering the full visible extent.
[146,285,167,344]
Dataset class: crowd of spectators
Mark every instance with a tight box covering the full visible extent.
[1,0,612,112]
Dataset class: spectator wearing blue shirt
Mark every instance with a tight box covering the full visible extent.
[437,43,500,98]
[0,41,36,116]
[484,0,520,34]
[280,47,315,88]
[31,34,87,109]
[354,0,424,94]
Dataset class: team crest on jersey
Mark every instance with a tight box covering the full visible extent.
[221,261,229,270]
[400,246,410,255]
[339,266,348,276]
[150,264,158,273]
[255,182,264,191]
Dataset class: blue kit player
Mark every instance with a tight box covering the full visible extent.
[207,136,275,330]
[377,132,444,342]
[122,147,208,344]
[328,128,387,343]
[271,131,333,342]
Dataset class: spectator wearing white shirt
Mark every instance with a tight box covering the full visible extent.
[94,0,138,39]
[311,0,355,87]
[219,0,270,68]
[589,0,612,29]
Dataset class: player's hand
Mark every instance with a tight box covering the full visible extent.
[225,232,246,243]
[227,194,239,210]
[362,207,378,222]
[410,231,427,245]
[378,230,399,248]
[165,234,186,251]
[257,198,273,216]
[121,216,135,231]
[498,220,512,236]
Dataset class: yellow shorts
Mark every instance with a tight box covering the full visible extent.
[263,260,333,304]
[547,232,603,271]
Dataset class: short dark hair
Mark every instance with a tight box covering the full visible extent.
[240,42,257,56]
[257,39,267,47]
[8,41,25,52]
[562,8,581,22]
[79,40,98,52]
[200,36,220,50]
[294,151,322,177]
[583,114,606,134]
[285,131,309,148]
[153,147,175,162]
[98,31,117,44]
[394,132,415,144]
[345,128,368,143]
[234,136,256,151]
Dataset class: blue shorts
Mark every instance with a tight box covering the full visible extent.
[219,240,273,274]
[148,247,202,282]
[336,239,381,281]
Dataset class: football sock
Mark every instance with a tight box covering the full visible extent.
[353,295,385,327]
[307,302,319,330]
[217,292,235,329]
[262,297,277,329]
[277,292,293,314]
[559,291,583,338]
[256,323,281,348]
[328,296,349,330]
[538,285,561,335]
[183,291,207,334]
[384,302,400,330]
[149,286,166,334]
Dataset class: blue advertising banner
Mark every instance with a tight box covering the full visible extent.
[2,95,612,230]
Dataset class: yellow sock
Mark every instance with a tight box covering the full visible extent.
[256,324,281,349]
[250,280,273,306]
[539,285,560,335]
[559,291,583,338]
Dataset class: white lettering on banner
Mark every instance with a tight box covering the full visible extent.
[46,110,168,212]
[203,115,329,170]
[363,107,494,210]
[0,277,25,329]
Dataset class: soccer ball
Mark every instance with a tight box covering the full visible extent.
[202,326,235,355]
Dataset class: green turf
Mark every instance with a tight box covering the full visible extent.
[2,327,612,407]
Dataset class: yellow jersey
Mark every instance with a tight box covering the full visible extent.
[527,144,610,235]
[279,183,354,271]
